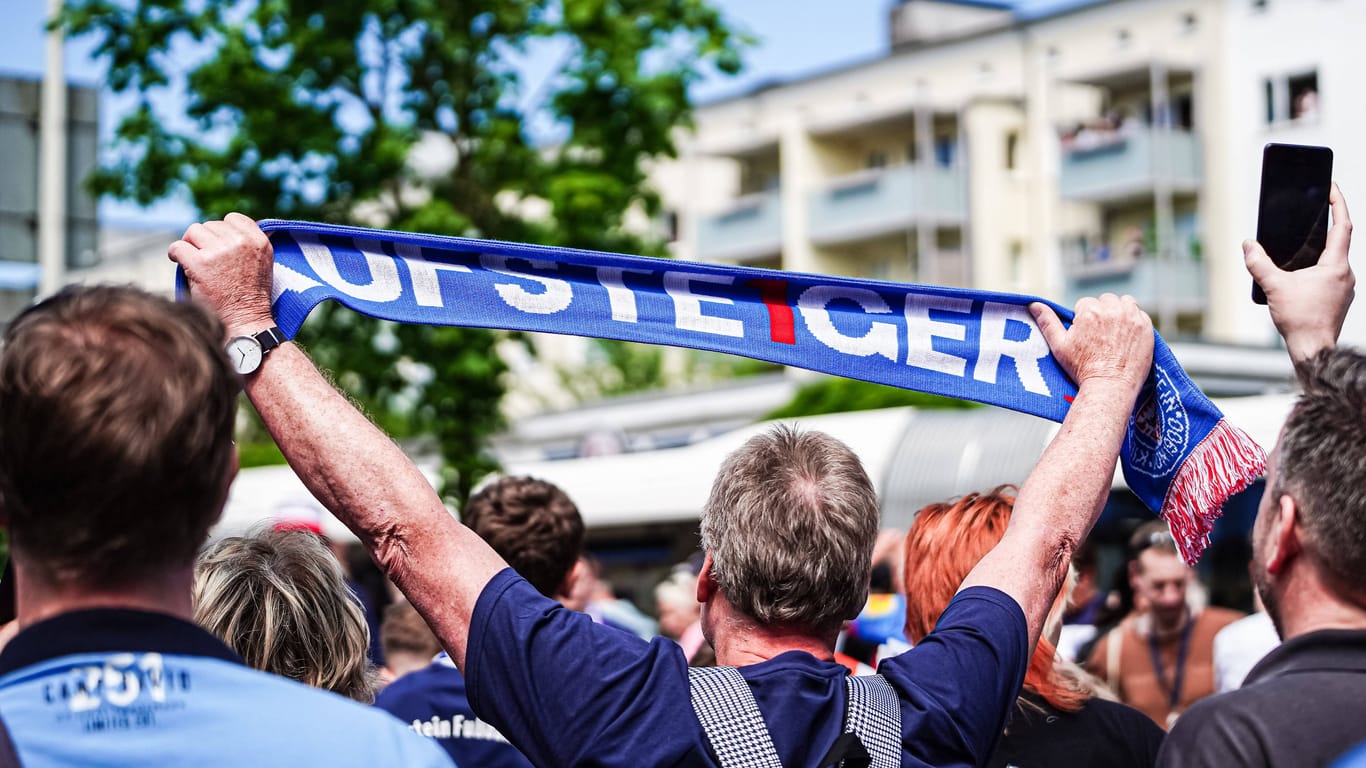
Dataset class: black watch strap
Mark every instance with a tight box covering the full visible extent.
[256,326,286,355]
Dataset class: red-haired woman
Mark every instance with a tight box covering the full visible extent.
[902,487,1165,767]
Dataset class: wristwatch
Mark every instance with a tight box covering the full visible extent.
[225,326,286,376]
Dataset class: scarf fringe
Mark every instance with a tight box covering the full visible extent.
[1161,419,1267,565]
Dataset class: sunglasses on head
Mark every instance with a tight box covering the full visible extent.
[1132,528,1176,555]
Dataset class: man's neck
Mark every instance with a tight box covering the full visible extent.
[704,592,839,667]
[14,559,196,629]
[1275,563,1366,639]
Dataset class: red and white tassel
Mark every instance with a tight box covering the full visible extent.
[1160,419,1268,566]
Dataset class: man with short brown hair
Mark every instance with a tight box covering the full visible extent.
[377,474,585,767]
[0,283,449,767]
[460,475,584,600]
[0,286,237,587]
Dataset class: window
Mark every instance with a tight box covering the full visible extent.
[1289,72,1319,121]
[1005,131,1020,171]
[1251,0,1268,11]
[866,151,888,170]
[1264,70,1320,124]
[1180,12,1198,34]
[1115,28,1131,48]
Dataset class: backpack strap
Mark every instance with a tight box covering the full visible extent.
[688,666,783,768]
[688,667,902,768]
[843,675,899,768]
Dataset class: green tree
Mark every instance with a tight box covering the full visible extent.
[766,377,979,420]
[62,0,746,504]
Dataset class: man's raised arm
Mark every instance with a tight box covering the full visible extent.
[169,213,506,669]
[958,294,1153,651]
[1245,182,1354,363]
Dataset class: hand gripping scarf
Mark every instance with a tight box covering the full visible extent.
[192,220,1266,564]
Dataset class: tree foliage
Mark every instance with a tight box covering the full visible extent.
[765,377,979,420]
[62,0,746,504]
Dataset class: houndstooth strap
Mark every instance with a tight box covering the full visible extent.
[688,667,901,768]
[844,675,900,768]
[688,666,783,768]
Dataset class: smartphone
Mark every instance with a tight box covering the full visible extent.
[1253,143,1334,304]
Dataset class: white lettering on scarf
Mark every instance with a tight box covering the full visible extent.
[904,293,972,376]
[663,271,743,338]
[481,255,573,314]
[797,286,898,361]
[295,233,403,303]
[975,302,1052,396]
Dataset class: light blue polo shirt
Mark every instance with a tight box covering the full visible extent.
[0,608,452,767]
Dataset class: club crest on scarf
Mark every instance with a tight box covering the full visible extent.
[1127,363,1192,479]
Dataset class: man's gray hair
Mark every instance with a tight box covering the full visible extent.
[1276,347,1366,595]
[700,425,879,633]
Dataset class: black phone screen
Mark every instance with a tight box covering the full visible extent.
[1253,143,1333,304]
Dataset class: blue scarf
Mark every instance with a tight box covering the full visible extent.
[200,220,1265,563]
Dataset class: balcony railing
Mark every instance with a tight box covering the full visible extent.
[807,165,966,245]
[1059,128,1202,201]
[1062,253,1206,311]
[695,190,783,263]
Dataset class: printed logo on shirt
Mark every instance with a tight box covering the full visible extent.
[40,653,192,733]
[410,714,511,744]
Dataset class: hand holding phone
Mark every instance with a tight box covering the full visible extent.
[1252,143,1334,304]
[1245,179,1354,364]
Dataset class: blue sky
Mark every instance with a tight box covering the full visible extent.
[0,0,905,225]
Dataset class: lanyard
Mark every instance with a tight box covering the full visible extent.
[1147,617,1195,712]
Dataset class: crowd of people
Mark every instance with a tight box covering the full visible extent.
[0,184,1360,767]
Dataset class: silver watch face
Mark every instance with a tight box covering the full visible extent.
[226,335,264,375]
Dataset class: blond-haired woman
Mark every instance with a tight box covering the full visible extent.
[194,528,377,703]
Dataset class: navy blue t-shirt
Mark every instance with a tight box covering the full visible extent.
[376,656,532,768]
[466,568,1028,767]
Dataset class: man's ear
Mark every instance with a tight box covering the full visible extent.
[697,553,717,603]
[1265,494,1303,576]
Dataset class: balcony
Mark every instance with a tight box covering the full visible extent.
[1062,256,1206,312]
[1059,128,1202,202]
[807,165,966,245]
[695,190,782,263]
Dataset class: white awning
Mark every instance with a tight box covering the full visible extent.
[504,408,915,529]
[217,395,1294,537]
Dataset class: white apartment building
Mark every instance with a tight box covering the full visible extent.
[654,0,1365,347]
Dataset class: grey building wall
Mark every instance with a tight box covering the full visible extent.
[0,76,100,321]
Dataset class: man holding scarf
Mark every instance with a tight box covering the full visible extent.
[173,213,1153,767]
